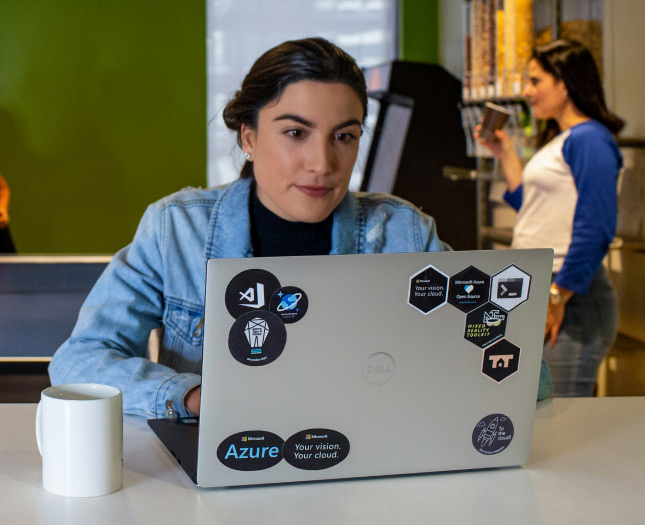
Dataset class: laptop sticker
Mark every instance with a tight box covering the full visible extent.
[407,265,448,315]
[481,339,521,382]
[228,311,287,366]
[225,269,281,319]
[447,266,491,313]
[463,302,508,348]
[490,265,532,311]
[283,429,350,470]
[217,430,284,471]
[472,414,514,455]
[269,286,309,324]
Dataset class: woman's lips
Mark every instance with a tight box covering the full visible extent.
[296,185,332,198]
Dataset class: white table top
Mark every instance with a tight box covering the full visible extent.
[2,397,645,524]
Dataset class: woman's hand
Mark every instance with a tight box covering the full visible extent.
[474,124,523,192]
[474,125,513,159]
[185,385,201,416]
[544,301,566,346]
[544,285,574,346]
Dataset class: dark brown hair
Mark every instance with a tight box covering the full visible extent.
[532,39,625,147]
[222,37,368,178]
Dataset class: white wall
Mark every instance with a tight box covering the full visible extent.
[604,0,645,137]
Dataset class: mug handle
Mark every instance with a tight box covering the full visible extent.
[35,401,43,456]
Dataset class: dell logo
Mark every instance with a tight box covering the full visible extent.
[363,352,396,385]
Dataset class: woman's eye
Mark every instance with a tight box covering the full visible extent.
[286,129,305,139]
[336,132,357,143]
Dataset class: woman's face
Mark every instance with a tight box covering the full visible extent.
[241,80,364,223]
[523,59,568,120]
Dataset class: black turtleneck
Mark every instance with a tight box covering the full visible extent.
[249,187,333,257]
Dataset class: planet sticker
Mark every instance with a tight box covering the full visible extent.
[269,286,308,324]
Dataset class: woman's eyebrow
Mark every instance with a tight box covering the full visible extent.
[273,114,313,127]
[273,114,362,131]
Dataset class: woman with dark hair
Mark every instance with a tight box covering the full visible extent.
[477,39,624,396]
[50,38,471,417]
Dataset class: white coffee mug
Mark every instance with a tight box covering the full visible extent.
[36,383,123,497]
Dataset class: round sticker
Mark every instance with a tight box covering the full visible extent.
[225,269,281,319]
[217,430,284,471]
[472,413,514,455]
[269,286,309,324]
[228,311,287,366]
[283,429,350,470]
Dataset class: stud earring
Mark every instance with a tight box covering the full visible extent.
[243,152,251,161]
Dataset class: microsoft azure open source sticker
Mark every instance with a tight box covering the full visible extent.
[472,414,514,455]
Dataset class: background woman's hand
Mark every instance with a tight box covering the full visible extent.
[544,301,566,346]
[474,124,513,159]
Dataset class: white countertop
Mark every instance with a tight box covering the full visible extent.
[2,397,645,524]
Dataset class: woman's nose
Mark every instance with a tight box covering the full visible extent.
[306,138,334,175]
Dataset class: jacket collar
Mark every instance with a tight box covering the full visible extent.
[205,177,364,259]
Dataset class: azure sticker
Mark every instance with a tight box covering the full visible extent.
[217,430,284,471]
[448,266,491,313]
[472,414,514,455]
[225,269,281,319]
[283,429,350,470]
[228,310,287,366]
[407,265,449,315]
[269,286,309,324]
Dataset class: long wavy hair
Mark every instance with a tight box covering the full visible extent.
[531,39,625,147]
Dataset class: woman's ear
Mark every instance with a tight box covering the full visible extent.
[240,124,257,159]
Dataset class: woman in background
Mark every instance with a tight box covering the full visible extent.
[478,39,624,396]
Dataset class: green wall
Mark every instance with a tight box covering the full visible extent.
[0,2,206,254]
[0,1,437,254]
[400,0,439,64]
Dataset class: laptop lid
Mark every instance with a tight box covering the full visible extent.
[196,249,552,487]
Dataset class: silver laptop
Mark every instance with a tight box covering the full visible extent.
[149,249,553,488]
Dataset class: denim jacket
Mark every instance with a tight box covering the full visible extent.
[49,178,551,417]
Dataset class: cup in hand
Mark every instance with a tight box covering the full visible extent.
[36,383,123,497]
[479,101,512,143]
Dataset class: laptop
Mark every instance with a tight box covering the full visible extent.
[149,249,553,488]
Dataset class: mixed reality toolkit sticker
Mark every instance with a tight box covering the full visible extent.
[472,414,514,455]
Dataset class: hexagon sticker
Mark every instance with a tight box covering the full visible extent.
[482,339,520,382]
[464,302,508,348]
[408,265,448,315]
[490,265,531,311]
[448,266,491,313]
